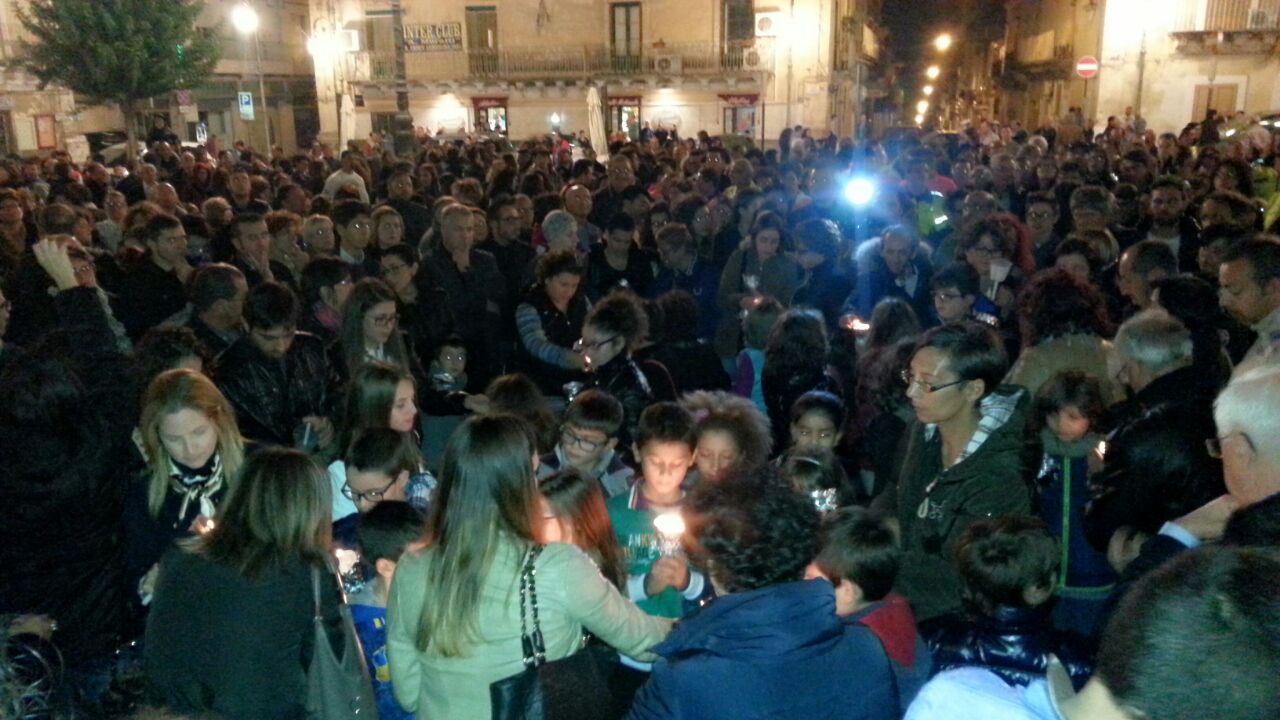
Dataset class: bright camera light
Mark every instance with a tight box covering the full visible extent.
[844,177,876,206]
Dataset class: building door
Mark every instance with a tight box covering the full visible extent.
[1192,84,1238,123]
[466,7,499,75]
[611,3,641,73]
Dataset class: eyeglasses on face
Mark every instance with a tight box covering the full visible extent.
[342,475,397,504]
[370,312,399,327]
[562,427,606,453]
[900,369,967,394]
[573,335,619,353]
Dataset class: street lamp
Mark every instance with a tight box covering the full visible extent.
[935,34,953,52]
[914,113,925,125]
[916,100,929,114]
[922,85,934,96]
[926,65,940,80]
[232,2,272,151]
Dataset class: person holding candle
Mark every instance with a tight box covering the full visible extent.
[607,403,707,623]
[627,466,897,720]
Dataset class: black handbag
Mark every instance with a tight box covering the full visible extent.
[489,544,620,720]
[305,565,379,720]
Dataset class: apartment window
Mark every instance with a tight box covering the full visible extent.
[612,3,642,72]
[723,0,754,43]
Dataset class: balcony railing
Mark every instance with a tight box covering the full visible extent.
[1175,0,1280,32]
[344,41,773,84]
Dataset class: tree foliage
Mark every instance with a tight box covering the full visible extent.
[15,0,220,105]
[14,0,221,164]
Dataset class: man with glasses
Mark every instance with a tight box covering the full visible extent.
[215,281,333,448]
[228,212,284,288]
[535,390,634,498]
[878,322,1031,622]
[480,196,536,309]
[1024,191,1061,270]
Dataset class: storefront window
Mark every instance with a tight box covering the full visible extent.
[724,106,756,136]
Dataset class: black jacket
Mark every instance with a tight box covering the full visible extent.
[419,249,506,390]
[0,287,134,665]
[920,605,1094,690]
[144,550,343,720]
[115,257,187,341]
[516,285,588,395]
[589,354,654,454]
[214,332,332,446]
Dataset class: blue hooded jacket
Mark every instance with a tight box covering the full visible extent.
[627,579,897,720]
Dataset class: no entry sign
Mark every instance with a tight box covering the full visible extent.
[1076,56,1099,79]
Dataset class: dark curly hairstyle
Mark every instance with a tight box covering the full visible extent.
[684,465,820,593]
[535,248,584,284]
[763,309,829,382]
[585,290,649,349]
[1016,268,1113,348]
[131,326,209,401]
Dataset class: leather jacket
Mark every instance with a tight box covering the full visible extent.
[588,354,654,454]
[214,331,332,446]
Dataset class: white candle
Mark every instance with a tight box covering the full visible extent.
[653,512,685,557]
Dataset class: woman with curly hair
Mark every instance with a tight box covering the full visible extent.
[579,291,654,453]
[1005,268,1124,403]
[762,308,840,452]
[628,466,897,720]
[680,390,772,483]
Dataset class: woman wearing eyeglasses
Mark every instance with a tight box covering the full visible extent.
[334,278,423,389]
[879,322,1032,623]
[579,291,654,457]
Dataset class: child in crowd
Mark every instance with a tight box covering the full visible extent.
[1031,371,1115,637]
[809,507,931,714]
[680,390,773,483]
[348,501,426,720]
[732,297,783,415]
[427,335,469,396]
[919,516,1094,690]
[930,262,1000,327]
[780,447,856,514]
[607,403,706,622]
[538,468,627,588]
[334,429,436,586]
[536,389,635,498]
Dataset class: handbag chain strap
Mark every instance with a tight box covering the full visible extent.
[518,544,548,668]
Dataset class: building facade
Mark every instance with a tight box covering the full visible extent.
[0,0,319,160]
[997,0,1280,135]
[316,0,885,146]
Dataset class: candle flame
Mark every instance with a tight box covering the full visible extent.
[653,512,685,536]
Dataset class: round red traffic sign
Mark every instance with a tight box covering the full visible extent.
[1076,55,1099,79]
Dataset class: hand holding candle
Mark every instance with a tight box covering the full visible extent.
[654,511,686,557]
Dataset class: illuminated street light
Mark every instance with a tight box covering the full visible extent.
[935,33,953,52]
[914,114,925,124]
[916,100,929,114]
[922,85,934,96]
[231,3,259,33]
[926,65,940,80]
[232,3,271,150]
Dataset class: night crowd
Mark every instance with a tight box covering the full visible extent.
[2,109,1280,720]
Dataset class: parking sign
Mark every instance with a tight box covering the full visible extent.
[238,91,254,120]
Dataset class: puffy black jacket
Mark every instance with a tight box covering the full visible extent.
[920,605,1094,690]
[214,332,332,446]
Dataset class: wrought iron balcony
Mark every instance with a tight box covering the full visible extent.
[344,40,774,85]
[1174,0,1280,31]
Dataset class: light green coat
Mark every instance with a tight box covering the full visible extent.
[386,538,672,720]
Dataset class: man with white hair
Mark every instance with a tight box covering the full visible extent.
[1111,365,1280,585]
[1109,308,1213,430]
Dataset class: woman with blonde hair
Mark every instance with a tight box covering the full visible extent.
[124,368,247,602]
[387,414,670,720]
[144,447,346,719]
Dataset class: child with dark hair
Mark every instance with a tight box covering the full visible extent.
[732,296,783,415]
[809,507,931,714]
[606,402,706,645]
[1030,371,1115,637]
[536,389,634,498]
[920,516,1094,690]
[348,501,426,720]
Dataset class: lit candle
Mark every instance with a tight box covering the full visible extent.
[1096,440,1108,459]
[653,512,685,557]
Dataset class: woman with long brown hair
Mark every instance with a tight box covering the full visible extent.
[144,447,342,719]
[538,467,627,588]
[386,414,669,720]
